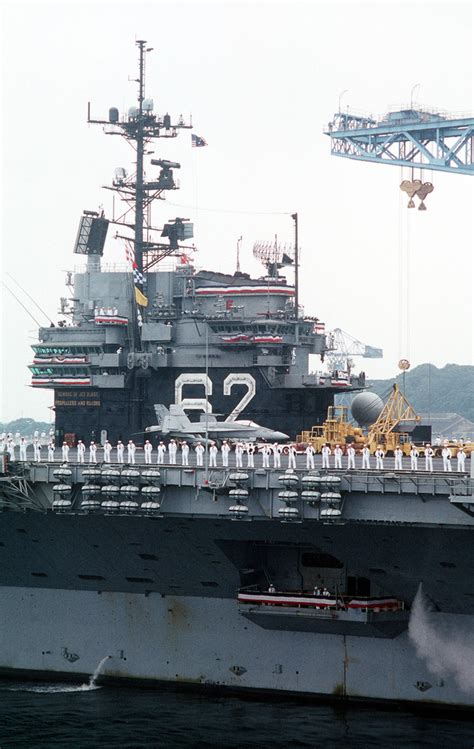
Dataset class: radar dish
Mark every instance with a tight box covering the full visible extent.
[252,240,293,277]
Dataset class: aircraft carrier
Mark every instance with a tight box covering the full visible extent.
[0,41,473,710]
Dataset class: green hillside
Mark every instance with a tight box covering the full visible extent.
[368,364,474,421]
[0,418,52,436]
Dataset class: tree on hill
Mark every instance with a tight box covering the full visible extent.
[367,364,474,422]
[0,418,52,435]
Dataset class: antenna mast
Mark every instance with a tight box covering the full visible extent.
[236,236,242,273]
[134,40,146,273]
[86,40,193,274]
[292,212,299,320]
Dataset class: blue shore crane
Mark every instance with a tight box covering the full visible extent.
[325,107,474,176]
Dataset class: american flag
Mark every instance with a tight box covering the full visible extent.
[191,133,207,148]
[125,245,135,266]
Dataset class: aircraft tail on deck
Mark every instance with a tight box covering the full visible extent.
[153,404,193,434]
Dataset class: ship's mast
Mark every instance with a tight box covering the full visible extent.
[134,40,146,273]
[87,41,193,274]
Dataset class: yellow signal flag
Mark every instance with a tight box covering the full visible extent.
[134,287,148,307]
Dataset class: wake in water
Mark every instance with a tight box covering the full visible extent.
[408,585,474,693]
[3,655,111,694]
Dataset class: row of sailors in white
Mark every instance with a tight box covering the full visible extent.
[154,440,285,468]
[74,440,137,464]
[320,443,467,472]
[406,444,464,472]
[6,438,468,472]
[320,444,374,469]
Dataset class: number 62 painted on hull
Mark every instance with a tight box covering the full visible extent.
[174,373,256,422]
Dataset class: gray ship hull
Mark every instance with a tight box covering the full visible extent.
[0,463,473,711]
[0,584,472,709]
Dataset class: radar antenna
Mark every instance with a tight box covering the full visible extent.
[252,237,293,278]
[87,40,193,273]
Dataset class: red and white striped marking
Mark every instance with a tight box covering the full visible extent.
[221,334,250,343]
[238,592,402,611]
[196,286,295,297]
[238,592,338,609]
[252,335,283,344]
[33,356,89,365]
[31,377,92,387]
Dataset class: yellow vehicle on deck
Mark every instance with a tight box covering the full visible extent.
[298,385,420,455]
[297,405,365,453]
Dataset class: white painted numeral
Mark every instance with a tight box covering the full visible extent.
[223,373,256,421]
[174,372,256,419]
[175,373,213,413]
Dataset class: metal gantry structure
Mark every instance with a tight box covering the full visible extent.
[326,328,383,373]
[325,107,474,176]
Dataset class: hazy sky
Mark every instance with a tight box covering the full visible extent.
[1,1,473,422]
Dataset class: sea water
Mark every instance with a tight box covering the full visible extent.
[0,681,472,748]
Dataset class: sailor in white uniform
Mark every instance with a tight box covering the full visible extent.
[116,440,124,464]
[442,445,452,472]
[61,441,70,462]
[235,442,244,469]
[288,444,297,470]
[181,440,190,466]
[424,444,434,472]
[261,444,270,469]
[375,446,384,470]
[103,440,112,463]
[394,446,403,471]
[321,444,331,469]
[334,444,343,469]
[457,447,466,472]
[7,438,16,461]
[157,441,166,465]
[77,440,86,464]
[195,441,204,467]
[144,439,153,465]
[127,440,136,464]
[35,442,42,462]
[89,441,97,463]
[209,441,218,468]
[361,445,371,470]
[346,444,356,470]
[168,439,177,465]
[221,440,230,468]
[305,444,315,470]
[246,443,255,469]
[410,445,419,471]
[19,437,28,461]
[272,443,282,469]
[47,440,55,462]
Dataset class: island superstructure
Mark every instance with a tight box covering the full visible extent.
[30,41,365,444]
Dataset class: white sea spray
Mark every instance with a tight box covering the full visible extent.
[408,585,474,693]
